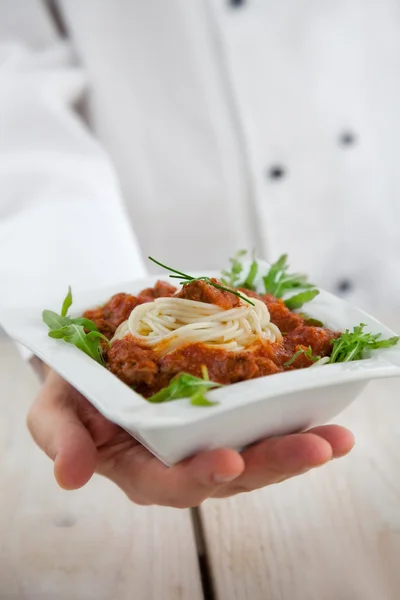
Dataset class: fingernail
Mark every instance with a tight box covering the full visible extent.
[213,472,240,484]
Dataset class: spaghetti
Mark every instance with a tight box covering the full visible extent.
[112,294,282,354]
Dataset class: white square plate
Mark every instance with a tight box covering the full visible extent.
[1,265,400,465]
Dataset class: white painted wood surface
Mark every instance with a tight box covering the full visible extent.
[0,339,203,600]
[2,314,400,600]
[200,315,400,600]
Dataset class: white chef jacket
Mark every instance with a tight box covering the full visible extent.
[1,0,400,315]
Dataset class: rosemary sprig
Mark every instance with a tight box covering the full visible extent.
[148,256,255,306]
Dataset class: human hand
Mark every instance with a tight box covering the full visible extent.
[27,370,355,507]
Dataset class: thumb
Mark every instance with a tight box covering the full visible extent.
[27,378,97,490]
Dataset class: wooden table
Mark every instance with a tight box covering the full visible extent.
[1,315,400,600]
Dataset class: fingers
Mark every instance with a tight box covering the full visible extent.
[27,374,97,490]
[213,433,333,497]
[100,424,354,506]
[27,368,355,508]
[212,425,355,498]
[53,418,97,490]
[307,425,355,458]
[99,443,245,507]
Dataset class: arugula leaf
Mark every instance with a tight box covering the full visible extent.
[284,346,321,367]
[61,286,73,317]
[241,258,259,291]
[147,369,221,406]
[263,255,315,298]
[262,254,289,297]
[221,250,259,291]
[262,254,319,310]
[281,324,399,367]
[372,337,400,349]
[220,250,317,306]
[42,310,71,331]
[221,249,247,287]
[190,392,218,407]
[47,324,109,363]
[43,287,109,364]
[62,325,103,362]
[48,327,71,339]
[71,317,99,331]
[284,289,320,310]
[329,324,399,363]
[298,313,324,327]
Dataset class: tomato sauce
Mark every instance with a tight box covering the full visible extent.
[83,280,338,397]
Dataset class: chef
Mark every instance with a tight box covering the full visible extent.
[6,0,398,505]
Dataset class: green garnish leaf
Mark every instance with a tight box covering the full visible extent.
[70,317,99,331]
[42,288,109,364]
[372,337,400,348]
[147,369,221,406]
[242,258,258,291]
[221,249,247,287]
[263,254,315,298]
[61,286,73,317]
[221,250,259,291]
[86,330,111,344]
[298,313,324,327]
[284,346,321,367]
[62,325,104,362]
[284,289,320,310]
[329,324,400,363]
[262,254,289,297]
[148,256,255,306]
[42,310,71,331]
[48,326,70,339]
[221,250,318,306]
[49,324,106,363]
[190,392,218,407]
[262,254,319,310]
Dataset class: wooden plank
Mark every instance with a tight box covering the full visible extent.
[0,338,203,600]
[201,318,400,600]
